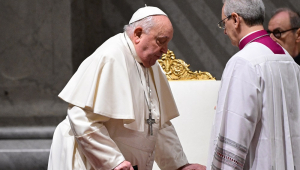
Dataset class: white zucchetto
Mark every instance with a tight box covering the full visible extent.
[129,5,167,24]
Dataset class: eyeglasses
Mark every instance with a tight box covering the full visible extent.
[267,28,299,39]
[218,15,232,29]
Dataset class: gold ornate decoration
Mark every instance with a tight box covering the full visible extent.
[158,50,215,81]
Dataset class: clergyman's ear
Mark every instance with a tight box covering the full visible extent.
[296,28,300,43]
[232,12,240,28]
[233,14,237,23]
[134,27,143,38]
[133,27,143,44]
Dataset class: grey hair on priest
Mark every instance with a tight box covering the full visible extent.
[124,16,155,37]
[223,0,265,26]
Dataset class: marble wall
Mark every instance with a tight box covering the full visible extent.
[0,1,71,169]
[0,0,71,126]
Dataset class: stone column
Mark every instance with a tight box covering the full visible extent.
[0,0,72,169]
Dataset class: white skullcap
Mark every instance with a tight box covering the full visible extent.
[129,5,167,24]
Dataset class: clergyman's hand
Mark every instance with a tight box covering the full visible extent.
[178,163,206,170]
[113,161,134,170]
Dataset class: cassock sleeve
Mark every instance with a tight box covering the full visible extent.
[210,57,262,170]
[67,105,125,170]
[154,121,189,170]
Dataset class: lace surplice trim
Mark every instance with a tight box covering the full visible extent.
[213,146,245,170]
[218,135,247,153]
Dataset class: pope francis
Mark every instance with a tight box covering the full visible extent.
[47,6,205,170]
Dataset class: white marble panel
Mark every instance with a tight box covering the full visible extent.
[0,0,72,120]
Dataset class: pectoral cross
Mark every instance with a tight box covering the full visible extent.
[146,112,155,135]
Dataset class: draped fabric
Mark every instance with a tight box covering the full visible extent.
[48,32,188,170]
[208,32,300,170]
[58,32,179,132]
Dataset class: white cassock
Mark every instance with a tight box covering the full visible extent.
[47,32,188,170]
[207,30,300,170]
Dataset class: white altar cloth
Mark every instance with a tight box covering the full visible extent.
[153,80,221,170]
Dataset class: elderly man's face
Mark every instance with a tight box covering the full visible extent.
[268,11,298,57]
[135,16,173,68]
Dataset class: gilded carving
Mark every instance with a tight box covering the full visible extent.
[158,50,215,80]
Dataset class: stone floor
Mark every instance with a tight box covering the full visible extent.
[0,127,55,170]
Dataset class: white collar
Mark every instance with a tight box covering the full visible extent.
[239,30,261,44]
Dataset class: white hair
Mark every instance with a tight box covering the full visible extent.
[123,16,156,37]
[223,0,265,26]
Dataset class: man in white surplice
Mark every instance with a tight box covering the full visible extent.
[48,6,205,170]
[207,0,300,170]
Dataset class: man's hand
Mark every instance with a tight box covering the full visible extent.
[113,161,134,170]
[178,163,206,170]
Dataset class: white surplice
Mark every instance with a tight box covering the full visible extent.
[48,32,188,170]
[207,41,300,169]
